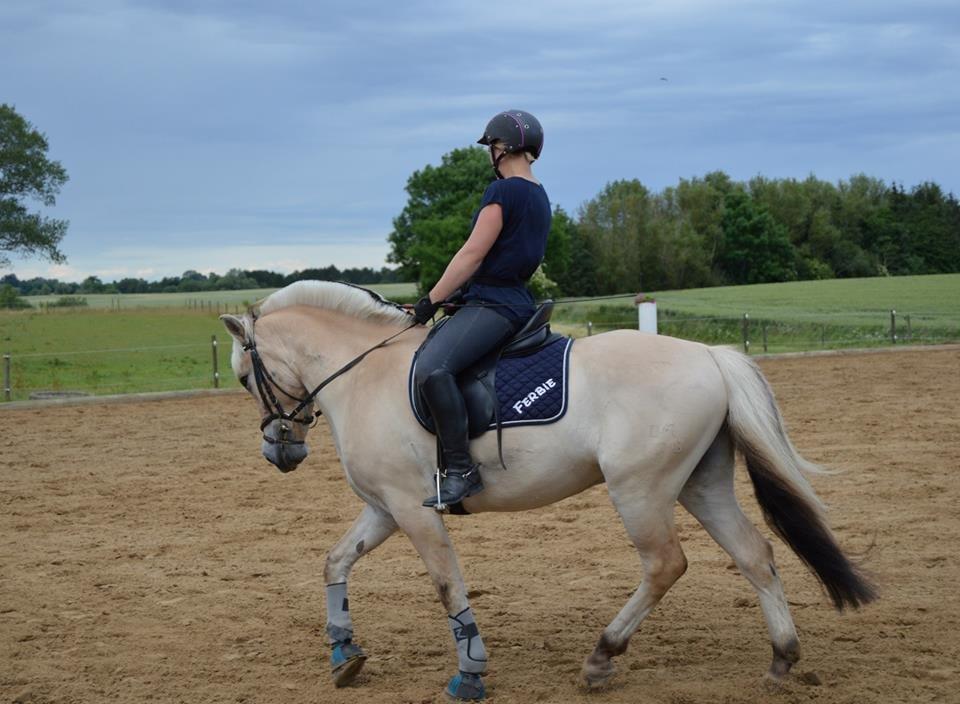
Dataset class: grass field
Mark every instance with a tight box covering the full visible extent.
[553,273,960,323]
[553,274,960,352]
[0,309,232,399]
[2,275,958,401]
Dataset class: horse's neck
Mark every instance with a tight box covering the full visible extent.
[286,307,415,381]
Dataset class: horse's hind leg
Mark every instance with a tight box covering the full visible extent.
[581,492,688,688]
[678,427,801,680]
[324,504,398,687]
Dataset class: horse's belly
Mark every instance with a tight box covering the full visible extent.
[460,429,603,513]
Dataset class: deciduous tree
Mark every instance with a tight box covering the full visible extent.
[0,104,69,268]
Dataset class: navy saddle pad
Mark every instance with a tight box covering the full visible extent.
[408,335,573,437]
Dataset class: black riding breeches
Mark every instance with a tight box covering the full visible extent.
[414,304,520,468]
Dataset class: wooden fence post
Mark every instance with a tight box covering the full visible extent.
[587,321,593,336]
[890,310,897,344]
[3,353,10,402]
[742,313,750,354]
[211,335,220,388]
[762,323,768,353]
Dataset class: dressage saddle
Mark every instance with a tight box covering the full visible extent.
[409,300,564,439]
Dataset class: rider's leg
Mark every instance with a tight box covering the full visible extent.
[415,304,517,507]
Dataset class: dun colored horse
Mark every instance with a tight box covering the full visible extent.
[220,281,875,701]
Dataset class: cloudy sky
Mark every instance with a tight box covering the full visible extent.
[2,0,958,282]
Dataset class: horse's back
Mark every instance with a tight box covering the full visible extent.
[569,330,727,411]
[566,331,728,484]
[463,331,729,513]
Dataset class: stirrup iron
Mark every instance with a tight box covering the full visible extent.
[433,469,448,513]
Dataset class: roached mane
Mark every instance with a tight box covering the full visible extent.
[258,281,410,325]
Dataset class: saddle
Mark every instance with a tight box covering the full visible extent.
[408,301,572,457]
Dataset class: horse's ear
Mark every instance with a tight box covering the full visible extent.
[220,314,247,343]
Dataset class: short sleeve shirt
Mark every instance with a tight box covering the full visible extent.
[463,177,552,322]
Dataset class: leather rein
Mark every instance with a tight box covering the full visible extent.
[243,311,418,447]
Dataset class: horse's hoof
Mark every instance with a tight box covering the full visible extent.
[581,660,616,689]
[330,641,367,688]
[445,671,486,701]
[765,660,792,683]
[766,639,800,682]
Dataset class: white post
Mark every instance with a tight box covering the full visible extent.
[635,294,657,334]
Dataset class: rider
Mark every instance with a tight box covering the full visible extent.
[412,109,551,510]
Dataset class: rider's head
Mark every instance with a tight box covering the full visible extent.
[477,110,543,179]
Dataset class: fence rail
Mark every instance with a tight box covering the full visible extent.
[2,309,958,403]
[2,336,225,402]
[582,309,958,354]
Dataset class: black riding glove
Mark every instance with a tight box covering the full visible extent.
[412,296,440,325]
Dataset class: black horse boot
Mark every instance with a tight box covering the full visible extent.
[419,370,485,510]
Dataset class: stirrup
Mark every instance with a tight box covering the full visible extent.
[423,465,483,512]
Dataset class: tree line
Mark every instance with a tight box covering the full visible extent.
[389,148,960,296]
[5,100,959,305]
[2,265,402,297]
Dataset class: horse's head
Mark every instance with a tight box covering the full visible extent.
[221,313,315,473]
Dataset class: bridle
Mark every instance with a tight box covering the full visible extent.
[241,311,418,447]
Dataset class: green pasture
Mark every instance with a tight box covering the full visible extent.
[0,309,235,400]
[553,274,960,352]
[553,273,960,324]
[2,275,958,401]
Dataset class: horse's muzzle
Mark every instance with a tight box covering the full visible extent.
[262,439,309,473]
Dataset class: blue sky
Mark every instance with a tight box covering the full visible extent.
[2,0,958,282]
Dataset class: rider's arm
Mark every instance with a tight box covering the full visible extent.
[428,203,503,303]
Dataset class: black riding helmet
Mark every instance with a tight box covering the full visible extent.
[477,110,543,179]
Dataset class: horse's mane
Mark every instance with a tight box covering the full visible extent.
[257,281,411,325]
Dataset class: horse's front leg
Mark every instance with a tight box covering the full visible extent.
[324,503,397,687]
[392,505,488,701]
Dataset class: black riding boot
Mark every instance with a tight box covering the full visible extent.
[419,369,484,509]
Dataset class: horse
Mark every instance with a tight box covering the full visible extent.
[219,280,876,701]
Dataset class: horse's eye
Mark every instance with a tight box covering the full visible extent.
[239,374,249,388]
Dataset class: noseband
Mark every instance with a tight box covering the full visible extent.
[242,312,418,447]
[244,328,316,447]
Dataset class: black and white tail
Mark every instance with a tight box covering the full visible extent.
[707,346,877,610]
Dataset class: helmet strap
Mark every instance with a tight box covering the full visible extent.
[490,146,507,180]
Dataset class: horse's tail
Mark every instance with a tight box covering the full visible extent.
[706,345,877,610]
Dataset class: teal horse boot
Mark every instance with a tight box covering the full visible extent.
[445,671,485,701]
[330,641,367,687]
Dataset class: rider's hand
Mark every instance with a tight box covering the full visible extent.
[412,296,440,325]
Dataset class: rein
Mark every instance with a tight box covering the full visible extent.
[244,312,418,446]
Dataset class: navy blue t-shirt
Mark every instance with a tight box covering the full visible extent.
[462,177,551,322]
